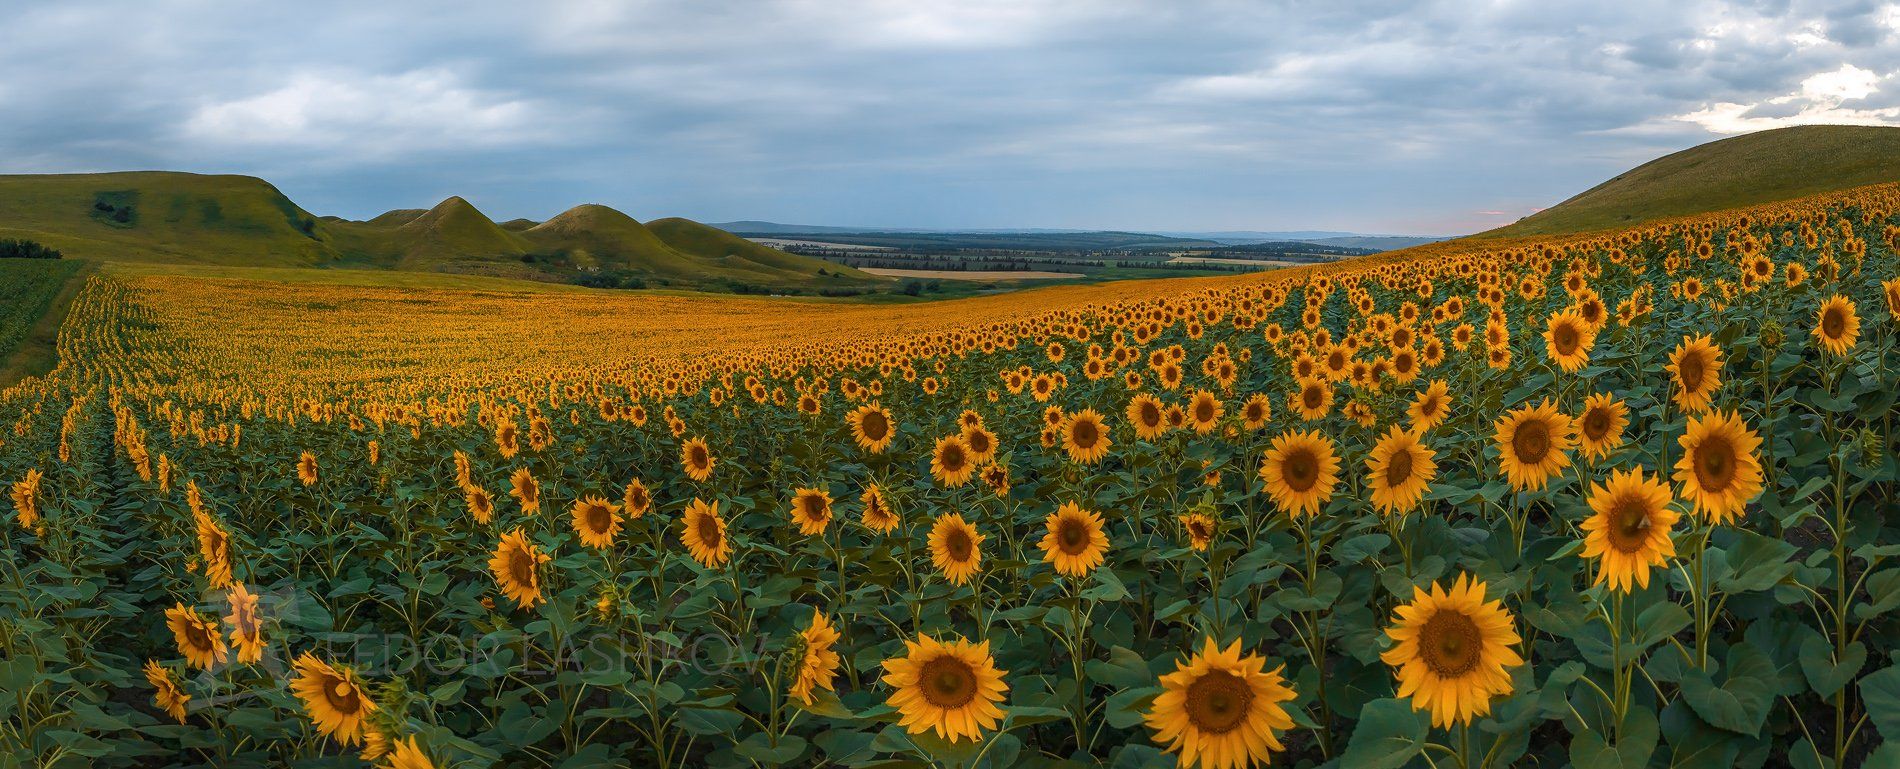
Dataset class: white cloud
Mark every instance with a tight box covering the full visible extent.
[180,69,548,155]
[1672,64,1897,133]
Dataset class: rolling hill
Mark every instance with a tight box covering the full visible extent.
[0,172,876,292]
[1486,124,1900,237]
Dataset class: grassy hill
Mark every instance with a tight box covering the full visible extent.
[0,172,333,265]
[0,172,878,292]
[1486,125,1900,237]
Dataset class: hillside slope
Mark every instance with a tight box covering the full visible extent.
[0,172,334,265]
[0,172,872,291]
[1486,125,1900,237]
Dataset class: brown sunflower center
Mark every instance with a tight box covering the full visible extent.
[1188,520,1212,541]
[967,430,992,454]
[1184,669,1255,735]
[919,656,979,709]
[509,548,537,585]
[1693,435,1736,492]
[1195,400,1215,422]
[1607,494,1653,554]
[939,444,967,472]
[1070,420,1100,449]
[1582,409,1611,440]
[860,412,889,440]
[1302,385,1324,410]
[1822,306,1846,339]
[1056,517,1091,555]
[1281,448,1320,493]
[1511,420,1551,464]
[323,677,364,715]
[945,526,974,562]
[1140,402,1162,427]
[695,513,722,547]
[1678,353,1706,391]
[1384,448,1416,487]
[689,445,709,468]
[800,496,829,522]
[183,619,213,651]
[585,503,614,533]
[1419,610,1483,678]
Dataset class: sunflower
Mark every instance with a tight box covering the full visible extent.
[981,463,1011,497]
[1257,430,1340,518]
[681,498,732,568]
[1493,399,1574,492]
[144,660,190,724]
[382,736,437,769]
[1187,390,1224,434]
[1579,468,1678,592]
[1673,410,1764,525]
[1062,408,1113,464]
[297,451,319,486]
[1542,309,1594,372]
[962,423,998,465]
[1240,394,1272,430]
[291,652,377,746]
[1144,637,1299,769]
[881,635,1010,744]
[495,419,520,458]
[10,468,42,531]
[929,512,984,586]
[1380,574,1524,728]
[194,510,234,590]
[1409,380,1451,432]
[1813,294,1860,356]
[1127,393,1168,440]
[848,403,896,453]
[1884,276,1900,321]
[789,611,843,706]
[1038,502,1109,577]
[508,468,540,515]
[1366,425,1437,516]
[488,528,552,608]
[1575,392,1629,461]
[1667,335,1724,414]
[225,582,265,664]
[790,487,834,535]
[1289,377,1333,422]
[681,437,716,481]
[931,435,977,487]
[465,486,495,524]
[860,485,899,533]
[1179,512,1217,551]
[570,495,623,549]
[622,478,652,520]
[166,602,227,670]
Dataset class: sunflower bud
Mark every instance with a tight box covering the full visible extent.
[1859,428,1885,470]
[1759,318,1784,350]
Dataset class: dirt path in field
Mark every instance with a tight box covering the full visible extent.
[0,262,92,389]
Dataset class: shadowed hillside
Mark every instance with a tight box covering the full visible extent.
[1486,125,1900,237]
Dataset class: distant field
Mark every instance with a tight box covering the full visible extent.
[0,259,84,386]
[751,238,896,251]
[861,267,1084,280]
[1167,255,1301,268]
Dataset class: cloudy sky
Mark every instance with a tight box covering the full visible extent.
[3,1,1897,235]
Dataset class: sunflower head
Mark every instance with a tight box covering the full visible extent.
[881,635,1010,744]
[297,451,319,487]
[849,403,896,453]
[1579,468,1679,592]
[1366,425,1437,516]
[1813,294,1861,356]
[1667,335,1724,414]
[681,498,732,568]
[508,468,540,514]
[789,611,843,706]
[1187,391,1223,434]
[1673,409,1764,525]
[145,660,191,724]
[1039,502,1109,578]
[860,485,899,533]
[929,512,984,586]
[570,495,624,549]
[166,602,228,671]
[1258,429,1341,518]
[1409,380,1451,432]
[789,487,834,536]
[1179,512,1218,551]
[1062,409,1113,464]
[290,652,378,746]
[622,478,652,520]
[1380,574,1524,728]
[681,437,716,481]
[1492,399,1575,492]
[224,582,266,664]
[488,528,552,608]
[1543,309,1594,372]
[465,486,495,524]
[1144,637,1299,769]
[930,435,976,487]
[1575,392,1629,461]
[1128,393,1168,440]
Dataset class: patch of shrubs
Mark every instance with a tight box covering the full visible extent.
[0,239,62,259]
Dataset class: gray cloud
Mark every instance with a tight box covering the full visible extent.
[0,0,1895,234]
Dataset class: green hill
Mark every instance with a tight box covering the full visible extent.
[1486,125,1900,237]
[647,217,876,281]
[0,171,876,292]
[0,172,333,265]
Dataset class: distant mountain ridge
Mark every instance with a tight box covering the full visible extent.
[0,172,876,291]
[719,222,1447,252]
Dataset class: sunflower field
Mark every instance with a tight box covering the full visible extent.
[3,183,1900,769]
